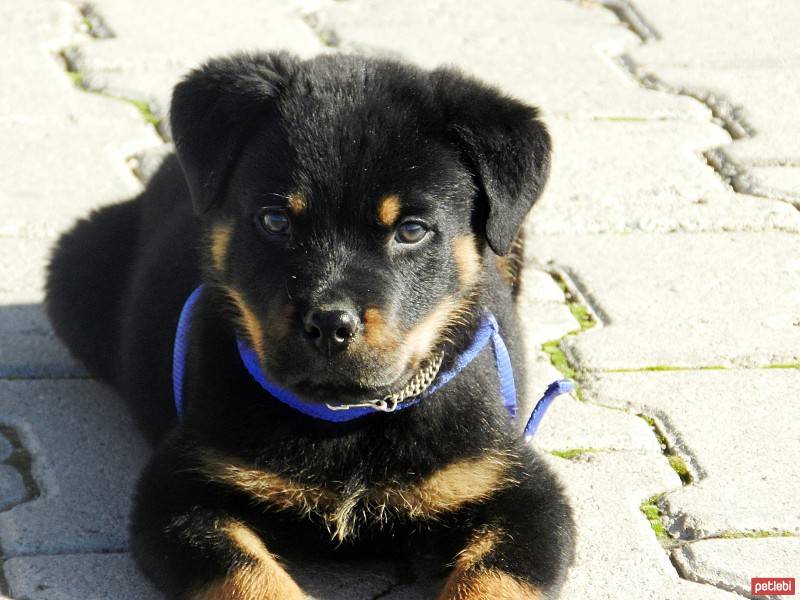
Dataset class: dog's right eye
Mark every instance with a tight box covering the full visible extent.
[256,208,291,236]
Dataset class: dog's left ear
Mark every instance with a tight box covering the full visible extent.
[432,69,551,256]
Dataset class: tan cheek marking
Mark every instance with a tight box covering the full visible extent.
[266,302,295,342]
[191,521,304,600]
[377,193,401,227]
[380,451,517,519]
[209,223,233,273]
[287,192,306,216]
[223,287,266,361]
[363,307,401,351]
[453,234,482,287]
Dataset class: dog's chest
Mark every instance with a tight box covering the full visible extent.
[193,448,517,542]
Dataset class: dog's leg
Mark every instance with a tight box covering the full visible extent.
[437,457,575,600]
[131,448,304,600]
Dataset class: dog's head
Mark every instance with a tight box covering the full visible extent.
[171,52,550,405]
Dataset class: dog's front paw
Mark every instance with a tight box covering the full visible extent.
[438,568,544,600]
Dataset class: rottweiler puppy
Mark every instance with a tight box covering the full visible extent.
[46,52,575,599]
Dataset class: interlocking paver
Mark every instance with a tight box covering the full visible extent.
[528,119,800,235]
[628,0,800,199]
[542,452,741,600]
[4,553,159,600]
[0,380,149,556]
[586,370,800,539]
[315,0,707,120]
[67,0,326,133]
[673,538,800,599]
[0,238,85,377]
[530,233,800,370]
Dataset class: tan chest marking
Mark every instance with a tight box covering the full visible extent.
[193,449,517,543]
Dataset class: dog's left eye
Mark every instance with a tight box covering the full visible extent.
[395,221,429,244]
[257,207,291,236]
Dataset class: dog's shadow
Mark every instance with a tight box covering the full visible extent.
[0,302,442,599]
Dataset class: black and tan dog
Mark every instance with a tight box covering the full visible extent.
[45,52,575,599]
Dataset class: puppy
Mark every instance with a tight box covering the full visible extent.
[46,52,575,599]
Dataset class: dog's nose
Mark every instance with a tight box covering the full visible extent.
[303,308,359,354]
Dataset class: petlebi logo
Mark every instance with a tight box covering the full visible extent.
[751,578,795,596]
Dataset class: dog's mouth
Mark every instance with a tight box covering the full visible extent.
[285,351,445,408]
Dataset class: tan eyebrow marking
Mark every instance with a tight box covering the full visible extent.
[377,194,402,227]
[287,192,306,216]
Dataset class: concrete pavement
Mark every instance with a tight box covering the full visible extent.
[1,0,797,598]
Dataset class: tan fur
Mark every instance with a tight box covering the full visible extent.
[456,527,503,570]
[191,522,303,600]
[438,528,542,600]
[265,302,295,341]
[192,449,516,545]
[377,194,401,227]
[438,569,543,600]
[222,287,266,361]
[377,452,517,520]
[287,192,306,216]
[209,223,234,273]
[453,234,482,287]
[363,306,400,351]
[404,296,459,364]
[494,234,525,292]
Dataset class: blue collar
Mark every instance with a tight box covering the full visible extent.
[172,285,572,438]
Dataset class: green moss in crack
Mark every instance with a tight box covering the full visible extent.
[668,455,691,485]
[641,495,668,538]
[550,448,606,460]
[718,530,795,539]
[765,363,800,369]
[605,365,727,373]
[122,98,160,128]
[541,339,576,379]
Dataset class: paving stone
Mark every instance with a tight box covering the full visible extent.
[750,166,800,203]
[585,370,800,539]
[3,553,160,600]
[0,430,12,461]
[540,452,740,599]
[673,537,800,599]
[316,0,708,120]
[527,118,800,235]
[627,1,800,167]
[2,552,407,600]
[0,238,86,377]
[0,465,26,511]
[650,66,800,166]
[68,0,326,131]
[0,380,150,555]
[529,233,800,370]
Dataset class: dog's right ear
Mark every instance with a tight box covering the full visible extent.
[170,52,298,214]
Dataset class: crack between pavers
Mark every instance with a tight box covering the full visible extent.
[301,10,342,48]
[577,0,799,209]
[0,425,41,515]
[76,3,115,39]
[612,38,798,210]
[669,547,752,599]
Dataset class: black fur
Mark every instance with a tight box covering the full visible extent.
[46,52,574,599]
